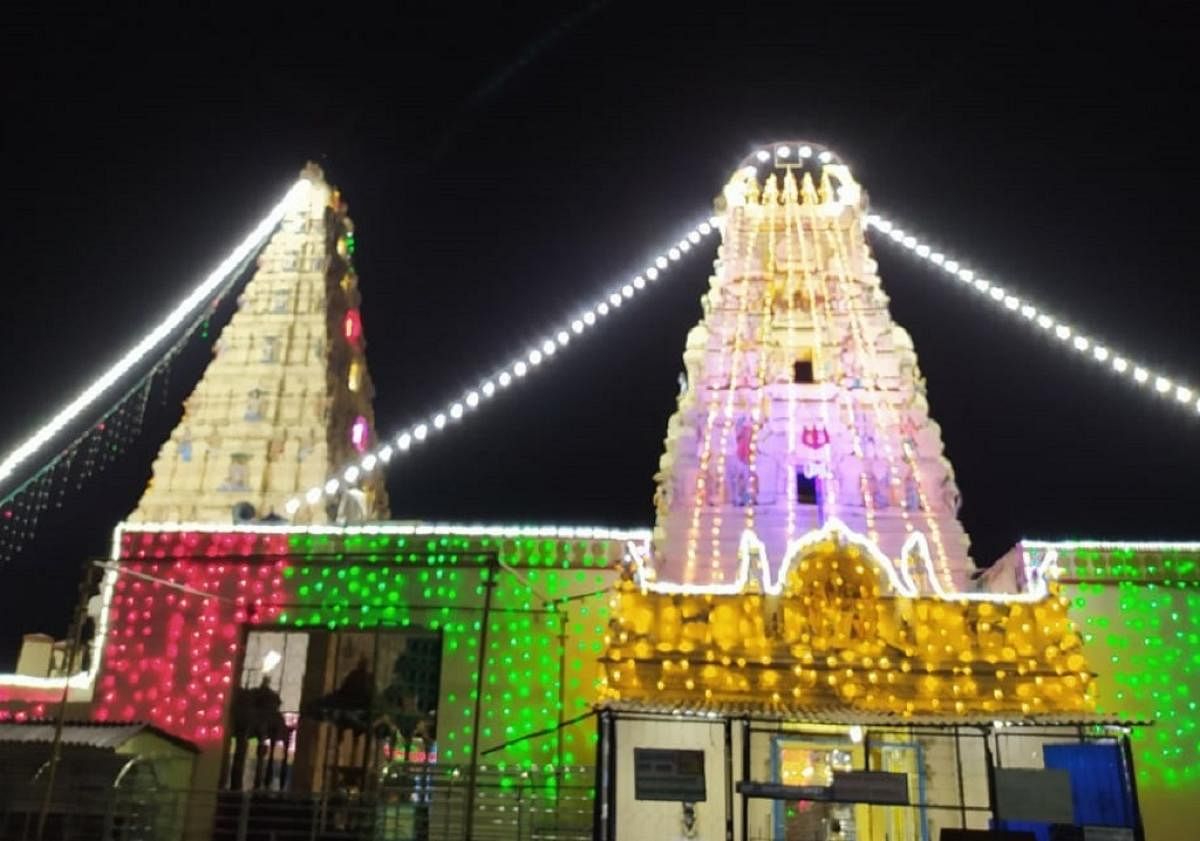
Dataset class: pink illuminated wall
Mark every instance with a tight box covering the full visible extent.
[93,530,290,744]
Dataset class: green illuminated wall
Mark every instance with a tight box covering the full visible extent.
[1058,547,1200,841]
[277,531,622,790]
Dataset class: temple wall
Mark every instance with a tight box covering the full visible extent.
[85,525,629,802]
[987,542,1200,840]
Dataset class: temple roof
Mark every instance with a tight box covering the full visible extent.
[596,699,1148,729]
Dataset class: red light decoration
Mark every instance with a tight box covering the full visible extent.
[343,308,363,346]
[89,530,292,744]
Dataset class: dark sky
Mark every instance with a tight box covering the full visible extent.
[0,3,1197,665]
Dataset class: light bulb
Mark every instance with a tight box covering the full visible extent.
[777,145,792,158]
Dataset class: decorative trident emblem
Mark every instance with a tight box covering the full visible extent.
[801,425,830,449]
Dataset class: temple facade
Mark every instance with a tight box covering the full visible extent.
[0,149,1191,840]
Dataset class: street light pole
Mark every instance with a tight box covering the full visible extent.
[463,553,498,841]
[37,558,100,841]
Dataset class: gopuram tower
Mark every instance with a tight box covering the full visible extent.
[129,164,387,525]
[650,143,971,591]
[601,143,1092,718]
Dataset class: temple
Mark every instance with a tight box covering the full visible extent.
[0,150,1193,841]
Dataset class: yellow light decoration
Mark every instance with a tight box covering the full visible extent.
[600,531,1094,716]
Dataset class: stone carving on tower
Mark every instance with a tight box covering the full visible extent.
[129,164,388,524]
[649,145,970,591]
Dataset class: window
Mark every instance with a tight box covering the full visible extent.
[796,471,819,505]
[793,359,814,383]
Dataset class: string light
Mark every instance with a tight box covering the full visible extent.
[0,522,630,766]
[284,217,721,517]
[631,517,1058,604]
[0,178,313,488]
[865,211,1198,416]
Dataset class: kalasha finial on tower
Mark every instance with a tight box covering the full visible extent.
[300,161,326,184]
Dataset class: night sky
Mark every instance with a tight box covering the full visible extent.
[1,3,1197,666]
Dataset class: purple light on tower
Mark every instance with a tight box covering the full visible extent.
[351,415,369,453]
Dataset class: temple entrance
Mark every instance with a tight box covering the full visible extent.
[228,628,442,795]
[219,627,442,840]
[772,735,858,840]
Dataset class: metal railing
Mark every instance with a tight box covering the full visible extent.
[1,764,597,841]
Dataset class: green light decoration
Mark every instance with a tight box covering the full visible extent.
[1060,549,1200,790]
[278,532,618,795]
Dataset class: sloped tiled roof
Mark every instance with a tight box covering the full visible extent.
[0,721,197,752]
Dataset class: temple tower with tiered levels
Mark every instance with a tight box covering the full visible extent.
[650,144,971,590]
[129,164,387,524]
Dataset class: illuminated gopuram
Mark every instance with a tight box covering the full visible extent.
[649,149,969,591]
[596,145,1137,841]
[128,164,387,525]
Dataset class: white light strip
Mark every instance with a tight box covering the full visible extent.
[1023,538,1200,552]
[287,217,721,515]
[0,178,313,488]
[629,518,1060,603]
[865,212,1199,416]
[116,520,653,542]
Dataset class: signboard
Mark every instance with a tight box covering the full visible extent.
[832,771,910,805]
[738,771,909,805]
[633,748,706,802]
[994,768,1075,824]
